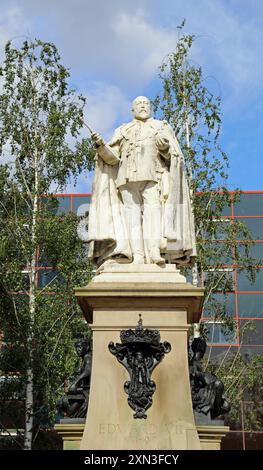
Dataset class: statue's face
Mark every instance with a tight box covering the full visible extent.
[75,340,88,356]
[132,96,152,121]
[75,342,84,356]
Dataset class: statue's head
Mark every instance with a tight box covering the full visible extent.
[191,337,207,358]
[74,338,90,357]
[132,96,152,121]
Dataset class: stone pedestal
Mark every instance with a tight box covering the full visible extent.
[197,425,230,450]
[75,264,204,450]
[54,422,229,451]
[54,422,85,450]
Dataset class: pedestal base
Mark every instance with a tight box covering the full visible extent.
[197,425,230,450]
[54,422,85,450]
[54,423,229,451]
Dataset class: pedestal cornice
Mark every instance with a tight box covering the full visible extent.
[75,281,204,324]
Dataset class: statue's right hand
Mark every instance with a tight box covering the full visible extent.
[91,132,105,147]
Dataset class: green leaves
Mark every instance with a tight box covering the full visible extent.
[155,27,258,316]
[155,32,224,189]
[210,350,263,431]
[156,26,262,433]
[0,39,94,446]
[0,39,94,193]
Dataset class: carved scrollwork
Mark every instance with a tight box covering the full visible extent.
[109,315,171,419]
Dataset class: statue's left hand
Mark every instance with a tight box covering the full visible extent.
[156,135,169,151]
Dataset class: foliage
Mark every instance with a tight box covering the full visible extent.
[0,39,94,449]
[0,39,95,189]
[153,23,259,322]
[205,344,263,432]
[154,22,262,435]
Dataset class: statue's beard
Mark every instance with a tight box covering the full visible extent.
[136,110,151,120]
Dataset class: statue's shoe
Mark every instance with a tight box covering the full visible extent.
[152,256,165,265]
[150,249,165,265]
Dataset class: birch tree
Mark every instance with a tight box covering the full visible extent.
[0,40,94,449]
[154,24,261,434]
[153,24,258,328]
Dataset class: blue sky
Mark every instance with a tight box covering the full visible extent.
[0,0,263,192]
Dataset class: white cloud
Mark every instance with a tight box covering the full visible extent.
[0,7,30,60]
[171,0,263,99]
[0,142,16,167]
[110,10,179,84]
[0,0,263,191]
[1,1,262,100]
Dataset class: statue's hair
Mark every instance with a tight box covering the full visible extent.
[131,96,151,110]
[74,337,89,351]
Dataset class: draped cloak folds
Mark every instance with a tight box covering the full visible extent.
[87,123,196,268]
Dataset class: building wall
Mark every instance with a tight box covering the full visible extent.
[38,191,263,450]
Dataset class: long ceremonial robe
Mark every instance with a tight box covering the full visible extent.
[87,120,196,267]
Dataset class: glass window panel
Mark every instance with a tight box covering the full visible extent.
[204,321,237,344]
[237,242,263,262]
[238,294,263,318]
[236,218,263,241]
[237,269,263,291]
[209,219,231,240]
[203,293,236,318]
[220,205,232,217]
[73,196,91,216]
[204,346,238,364]
[37,269,63,289]
[195,193,228,212]
[41,196,59,214]
[234,194,263,216]
[210,194,232,216]
[202,242,234,266]
[210,205,232,217]
[55,196,71,214]
[240,345,263,357]
[239,320,263,345]
[41,196,71,214]
[203,270,234,291]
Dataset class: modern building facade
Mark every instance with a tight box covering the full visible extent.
[25,191,263,449]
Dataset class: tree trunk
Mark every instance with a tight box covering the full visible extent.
[183,98,198,289]
[24,151,39,450]
[24,351,34,450]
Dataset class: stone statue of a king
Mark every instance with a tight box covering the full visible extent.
[87,96,196,268]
